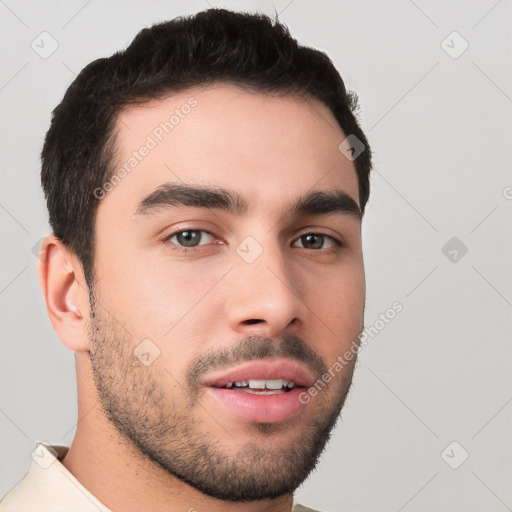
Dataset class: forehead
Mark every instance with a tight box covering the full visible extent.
[101,83,359,219]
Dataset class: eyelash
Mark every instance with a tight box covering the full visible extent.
[162,229,343,253]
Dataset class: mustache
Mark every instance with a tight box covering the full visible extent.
[186,334,328,398]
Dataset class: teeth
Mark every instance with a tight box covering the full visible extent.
[265,379,285,390]
[248,379,266,389]
[225,379,296,390]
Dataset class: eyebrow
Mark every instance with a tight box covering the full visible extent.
[135,183,361,221]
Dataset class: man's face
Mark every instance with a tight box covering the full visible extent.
[88,84,365,500]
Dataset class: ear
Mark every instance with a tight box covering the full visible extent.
[38,235,90,352]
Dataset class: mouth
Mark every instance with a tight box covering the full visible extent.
[214,378,298,395]
[201,359,314,423]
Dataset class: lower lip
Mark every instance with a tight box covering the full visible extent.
[205,387,307,423]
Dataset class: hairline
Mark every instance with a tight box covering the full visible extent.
[104,80,351,184]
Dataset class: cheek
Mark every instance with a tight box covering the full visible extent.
[95,247,222,338]
[303,260,365,356]
[94,257,223,388]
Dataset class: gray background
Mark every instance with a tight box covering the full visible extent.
[1,1,511,511]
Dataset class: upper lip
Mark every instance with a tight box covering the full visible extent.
[201,358,315,388]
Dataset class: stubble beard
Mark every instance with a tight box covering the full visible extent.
[87,292,359,502]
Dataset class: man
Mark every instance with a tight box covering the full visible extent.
[1,7,372,512]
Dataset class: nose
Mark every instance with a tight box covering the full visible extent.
[224,240,309,338]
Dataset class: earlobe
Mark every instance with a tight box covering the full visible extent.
[38,235,90,352]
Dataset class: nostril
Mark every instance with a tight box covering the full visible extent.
[244,319,264,325]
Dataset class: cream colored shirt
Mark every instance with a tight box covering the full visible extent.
[0,442,321,512]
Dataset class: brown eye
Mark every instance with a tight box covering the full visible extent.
[293,233,340,250]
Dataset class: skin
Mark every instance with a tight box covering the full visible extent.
[39,84,365,512]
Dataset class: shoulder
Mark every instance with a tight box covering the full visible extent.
[1,442,111,512]
[293,504,325,512]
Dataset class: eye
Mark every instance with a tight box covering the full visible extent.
[165,229,214,249]
[293,233,341,250]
